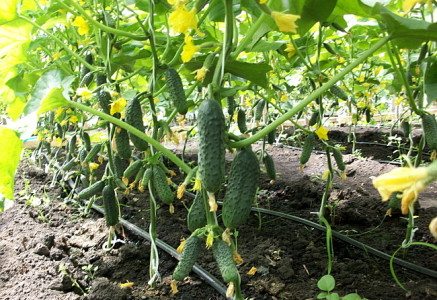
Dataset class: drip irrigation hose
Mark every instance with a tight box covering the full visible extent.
[91,205,228,297]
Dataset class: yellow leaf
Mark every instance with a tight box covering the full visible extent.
[0,127,23,201]
[6,98,25,120]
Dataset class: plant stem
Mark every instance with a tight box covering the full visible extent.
[230,35,391,148]
[231,14,268,58]
[67,100,192,174]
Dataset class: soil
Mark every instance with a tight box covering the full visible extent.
[1,131,436,300]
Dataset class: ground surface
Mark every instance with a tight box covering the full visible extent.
[1,129,436,300]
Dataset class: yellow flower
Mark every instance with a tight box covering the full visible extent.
[52,137,63,148]
[207,192,217,212]
[194,67,208,82]
[314,125,329,140]
[181,35,198,63]
[169,5,197,34]
[69,115,79,123]
[271,11,300,33]
[284,43,296,58]
[259,0,268,4]
[337,56,346,64]
[176,238,186,254]
[233,251,244,265]
[192,177,201,191]
[89,162,99,171]
[168,0,187,6]
[119,281,134,289]
[206,231,214,249]
[110,97,127,116]
[52,52,61,61]
[170,280,179,294]
[372,166,428,214]
[247,266,257,276]
[77,87,93,100]
[72,16,90,36]
[357,73,365,83]
[429,217,437,240]
[177,183,186,199]
[226,282,235,299]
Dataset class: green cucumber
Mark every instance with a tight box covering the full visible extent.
[212,239,239,283]
[237,108,247,133]
[401,120,411,137]
[79,148,88,163]
[172,235,203,281]
[140,168,153,191]
[152,165,174,204]
[309,110,319,126]
[166,68,188,115]
[80,52,93,86]
[62,158,77,171]
[187,192,207,232]
[97,90,111,114]
[113,127,131,159]
[123,160,143,182]
[222,147,260,229]
[227,96,236,117]
[300,133,315,165]
[82,132,91,151]
[263,154,276,180]
[421,114,437,150]
[267,128,276,145]
[197,99,226,193]
[254,99,265,121]
[332,148,345,172]
[113,154,129,178]
[330,85,348,100]
[78,180,105,200]
[125,96,148,151]
[84,143,101,163]
[102,183,119,227]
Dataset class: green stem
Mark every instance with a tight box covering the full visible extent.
[67,100,192,174]
[231,13,268,58]
[230,36,391,148]
[59,0,148,40]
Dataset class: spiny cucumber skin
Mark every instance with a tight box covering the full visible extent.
[114,127,132,159]
[102,184,119,227]
[300,133,315,165]
[187,192,207,232]
[309,111,319,126]
[125,97,148,151]
[254,99,265,121]
[267,129,276,145]
[78,180,105,200]
[123,160,143,180]
[172,235,203,281]
[197,99,226,193]
[330,85,348,100]
[140,168,153,189]
[97,90,111,114]
[421,114,437,150]
[113,154,129,178]
[227,96,236,117]
[79,148,88,163]
[212,239,239,283]
[332,148,345,171]
[166,68,188,115]
[84,144,101,163]
[152,166,174,205]
[237,109,247,133]
[82,132,91,151]
[222,148,260,229]
[263,154,276,180]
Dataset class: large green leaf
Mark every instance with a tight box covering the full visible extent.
[0,127,22,204]
[0,19,33,66]
[23,70,73,116]
[297,0,337,35]
[425,60,437,104]
[225,60,272,88]
[375,4,437,49]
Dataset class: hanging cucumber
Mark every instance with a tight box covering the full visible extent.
[254,99,265,122]
[227,96,236,117]
[263,153,276,180]
[102,182,119,227]
[113,154,129,179]
[330,85,348,100]
[139,168,153,192]
[123,160,143,184]
[84,143,101,163]
[237,108,247,133]
[187,192,207,232]
[166,68,188,115]
[197,99,226,193]
[332,148,345,172]
[125,96,148,151]
[77,180,105,200]
[152,165,174,205]
[172,235,203,281]
[267,128,276,145]
[113,127,131,159]
[421,114,437,151]
[300,133,315,166]
[82,131,91,151]
[80,52,94,86]
[222,147,260,229]
[212,239,239,284]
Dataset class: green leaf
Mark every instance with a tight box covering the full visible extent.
[317,292,329,299]
[317,275,336,292]
[425,60,437,104]
[0,126,23,202]
[23,70,73,116]
[6,97,26,120]
[375,4,437,49]
[225,60,272,88]
[0,0,18,24]
[297,0,337,35]
[326,293,340,300]
[0,19,33,67]
[342,293,363,300]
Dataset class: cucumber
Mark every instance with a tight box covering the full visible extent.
[125,96,148,151]
[56,123,63,138]
[62,158,77,171]
[79,148,88,163]
[323,42,336,55]
[80,52,93,86]
[84,143,101,163]
[263,154,276,180]
[82,132,91,151]
[365,107,371,123]
[67,135,77,159]
[172,235,203,281]
[212,239,239,283]
[113,127,131,159]
[227,96,236,117]
[113,154,129,178]
[332,148,345,172]
[254,99,265,121]
[97,90,111,114]
[166,68,188,115]
[152,165,174,204]
[187,192,207,232]
[96,73,107,86]
[140,168,153,191]
[309,110,319,126]
[77,180,105,200]
[300,133,315,165]
[401,120,411,137]
[421,114,437,150]
[330,85,348,100]
[237,108,247,133]
[102,183,119,227]
[123,160,143,182]
[197,99,226,193]
[222,147,260,229]
[267,128,276,145]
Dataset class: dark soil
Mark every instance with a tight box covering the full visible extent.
[1,136,436,300]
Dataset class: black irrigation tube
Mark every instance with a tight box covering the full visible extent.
[91,205,228,297]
